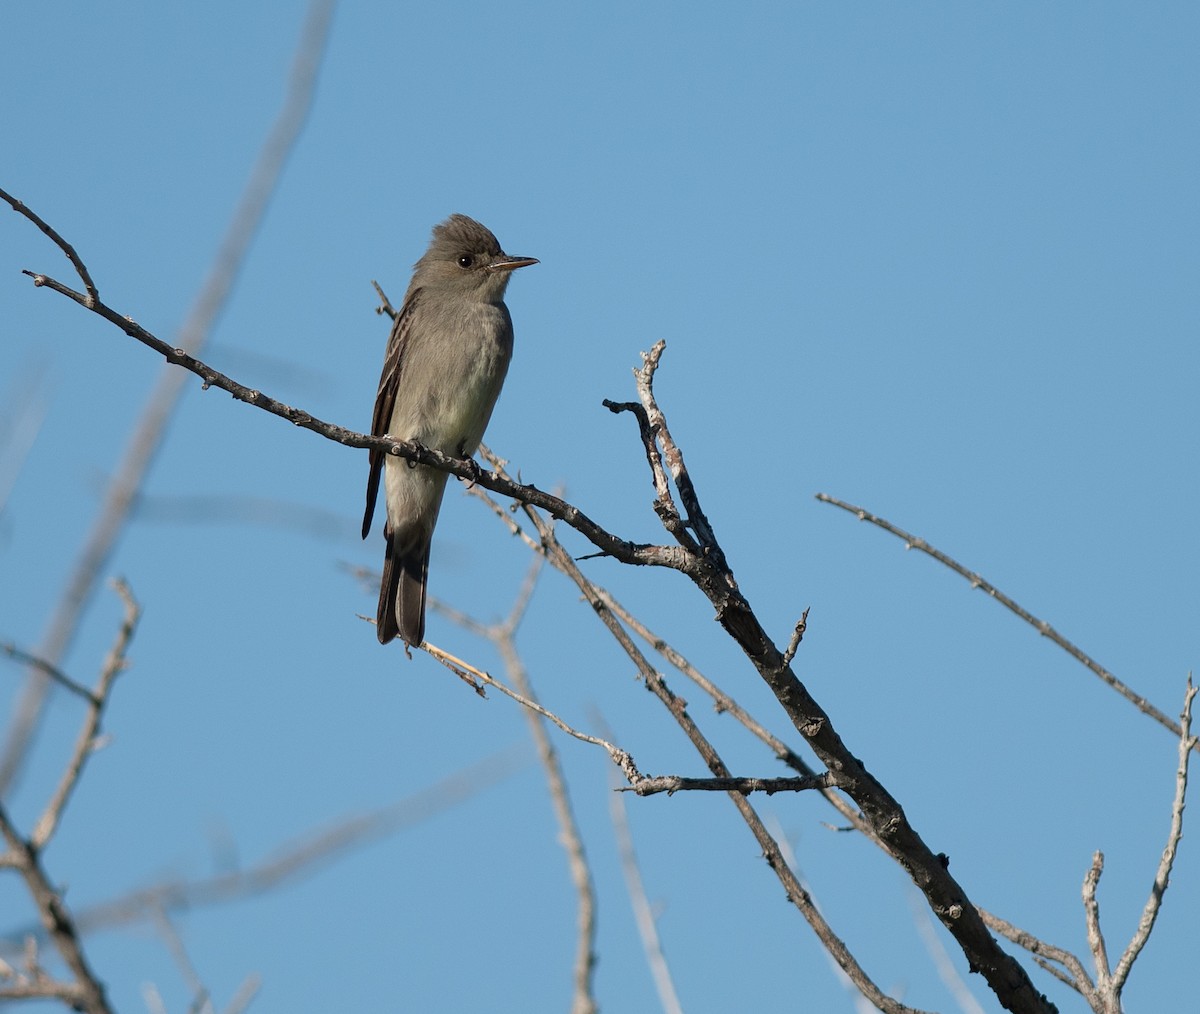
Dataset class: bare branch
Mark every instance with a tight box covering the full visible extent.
[978,908,1095,999]
[781,609,809,668]
[0,581,139,1012]
[0,185,99,303]
[603,396,699,554]
[421,642,644,791]
[631,341,727,566]
[1029,956,1086,996]
[816,493,1190,749]
[622,773,833,796]
[33,579,140,848]
[0,979,92,1007]
[1081,852,1111,994]
[371,279,398,321]
[0,642,97,705]
[0,804,112,1013]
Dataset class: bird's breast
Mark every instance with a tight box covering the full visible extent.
[387,300,513,456]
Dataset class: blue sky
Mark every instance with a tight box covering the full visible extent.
[2,3,1198,1012]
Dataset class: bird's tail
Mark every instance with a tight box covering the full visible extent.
[377,530,429,647]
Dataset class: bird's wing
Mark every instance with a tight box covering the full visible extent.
[362,287,422,539]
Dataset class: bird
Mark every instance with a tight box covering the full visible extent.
[362,214,537,647]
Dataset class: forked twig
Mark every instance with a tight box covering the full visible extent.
[33,580,139,848]
[421,642,644,788]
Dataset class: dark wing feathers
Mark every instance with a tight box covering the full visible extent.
[362,288,422,539]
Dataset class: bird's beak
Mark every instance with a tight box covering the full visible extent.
[486,255,539,273]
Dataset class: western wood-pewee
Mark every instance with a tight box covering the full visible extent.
[362,214,537,647]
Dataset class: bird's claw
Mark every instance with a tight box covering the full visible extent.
[459,456,484,489]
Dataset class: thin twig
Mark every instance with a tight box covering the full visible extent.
[0,185,99,303]
[0,980,92,1007]
[621,773,832,796]
[371,279,397,320]
[462,490,850,812]
[421,642,644,788]
[603,397,699,554]
[978,908,1095,999]
[1081,852,1110,995]
[420,642,487,694]
[632,341,727,567]
[502,569,598,1014]
[782,609,809,668]
[470,472,824,798]
[816,493,1190,749]
[1031,956,1084,995]
[0,582,138,1012]
[33,579,139,848]
[0,642,97,704]
[0,804,111,1013]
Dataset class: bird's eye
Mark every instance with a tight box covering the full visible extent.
[457,255,474,269]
